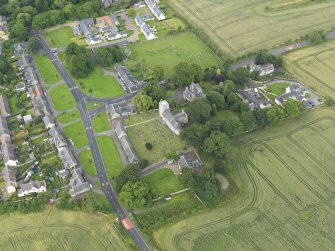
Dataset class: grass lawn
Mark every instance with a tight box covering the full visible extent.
[126,113,187,164]
[93,112,110,133]
[126,32,221,77]
[265,82,290,96]
[50,84,76,111]
[143,168,183,197]
[0,208,128,250]
[123,111,157,126]
[57,109,81,124]
[63,121,88,148]
[80,150,97,176]
[44,26,86,48]
[8,95,22,115]
[35,53,61,84]
[76,67,124,98]
[97,136,123,186]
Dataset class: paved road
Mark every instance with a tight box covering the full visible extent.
[231,31,335,70]
[36,32,151,251]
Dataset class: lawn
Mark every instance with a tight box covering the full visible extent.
[0,208,128,250]
[126,112,187,164]
[167,0,335,57]
[50,84,76,111]
[265,82,290,96]
[57,109,81,124]
[155,108,335,251]
[143,168,183,197]
[126,32,221,77]
[76,67,124,98]
[284,40,335,98]
[80,150,97,176]
[93,112,110,133]
[44,26,86,48]
[63,121,89,148]
[123,111,157,126]
[35,53,61,84]
[97,136,123,186]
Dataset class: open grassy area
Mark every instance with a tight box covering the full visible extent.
[63,121,89,148]
[35,53,61,84]
[167,0,335,58]
[57,109,81,124]
[154,108,335,251]
[126,112,187,164]
[126,32,221,77]
[93,112,110,133]
[265,82,290,96]
[50,84,76,111]
[97,136,123,186]
[76,67,124,98]
[44,26,86,48]
[284,39,335,98]
[80,149,97,176]
[143,168,183,197]
[0,208,128,250]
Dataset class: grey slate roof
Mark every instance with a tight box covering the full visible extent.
[69,168,90,197]
[106,101,136,119]
[49,127,67,149]
[1,138,16,166]
[0,115,10,141]
[114,64,140,93]
[19,180,46,192]
[2,165,16,186]
[237,88,271,110]
[178,149,203,171]
[43,114,54,129]
[0,95,11,117]
[58,146,77,170]
[183,82,206,102]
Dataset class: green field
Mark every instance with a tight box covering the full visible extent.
[265,82,290,96]
[44,26,86,48]
[143,169,183,197]
[167,0,335,57]
[80,150,97,176]
[154,108,335,250]
[126,32,221,77]
[63,121,89,148]
[126,112,187,164]
[93,112,110,133]
[35,54,61,84]
[76,67,124,98]
[50,84,76,111]
[57,109,81,124]
[97,136,123,186]
[284,39,335,98]
[0,208,127,250]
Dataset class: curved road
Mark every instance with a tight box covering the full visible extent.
[35,32,151,251]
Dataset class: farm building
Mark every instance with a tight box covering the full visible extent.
[237,87,272,110]
[18,180,46,197]
[274,83,312,107]
[183,82,206,102]
[250,63,274,76]
[159,100,188,135]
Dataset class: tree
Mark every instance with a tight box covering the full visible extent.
[193,168,221,203]
[241,111,257,132]
[207,91,225,110]
[143,82,165,104]
[181,122,211,148]
[116,165,141,192]
[27,37,41,54]
[284,99,305,116]
[179,168,196,188]
[253,108,268,127]
[127,8,136,17]
[220,115,244,136]
[203,131,230,158]
[308,31,326,45]
[10,22,29,41]
[69,53,93,78]
[152,66,164,81]
[173,62,203,87]
[145,142,153,150]
[266,106,285,125]
[119,181,151,208]
[133,94,154,112]
[232,67,250,85]
[186,99,212,123]
[190,63,203,82]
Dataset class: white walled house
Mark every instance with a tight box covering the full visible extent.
[18,180,47,197]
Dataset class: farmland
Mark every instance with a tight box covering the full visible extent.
[284,39,335,98]
[126,32,221,77]
[0,208,127,250]
[154,108,335,251]
[167,0,335,57]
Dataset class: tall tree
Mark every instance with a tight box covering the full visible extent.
[119,181,151,209]
[266,106,285,125]
[186,99,212,123]
[203,131,230,158]
[133,94,154,112]
[284,99,305,116]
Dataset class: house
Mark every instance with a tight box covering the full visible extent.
[237,87,272,110]
[0,95,11,117]
[178,149,203,172]
[18,180,46,197]
[110,14,120,26]
[102,0,116,7]
[43,114,55,129]
[15,82,26,92]
[106,31,122,41]
[86,34,102,45]
[1,138,17,167]
[49,127,67,150]
[183,83,206,102]
[14,43,27,56]
[2,166,17,194]
[114,64,142,93]
[135,16,156,40]
[250,63,274,77]
[72,25,82,36]
[145,0,166,20]
[0,115,10,141]
[159,100,188,135]
[58,146,77,170]
[56,169,69,180]
[69,168,90,197]
[23,114,33,124]
[96,16,115,31]
[24,67,39,85]
[275,83,308,107]
[106,101,136,120]
[115,120,139,164]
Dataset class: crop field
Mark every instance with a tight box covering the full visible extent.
[167,0,335,58]
[0,208,127,251]
[284,40,335,98]
[50,84,76,111]
[35,54,61,84]
[154,108,335,251]
[126,32,221,77]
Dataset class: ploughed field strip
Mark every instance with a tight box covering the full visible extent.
[285,40,335,99]
[154,109,335,251]
[167,0,335,57]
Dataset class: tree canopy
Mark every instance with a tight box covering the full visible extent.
[284,99,305,116]
[119,181,151,209]
[203,131,230,158]
[133,94,154,112]
[186,99,212,123]
[173,62,203,87]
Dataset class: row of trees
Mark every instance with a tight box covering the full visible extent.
[133,82,166,112]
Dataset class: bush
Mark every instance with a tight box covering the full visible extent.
[138,159,149,169]
[145,142,153,150]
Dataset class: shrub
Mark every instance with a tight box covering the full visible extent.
[145,142,153,150]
